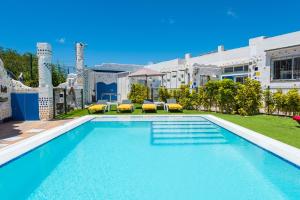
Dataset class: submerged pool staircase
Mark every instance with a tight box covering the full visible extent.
[150,120,227,145]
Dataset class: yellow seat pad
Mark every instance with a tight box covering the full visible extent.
[117,104,133,111]
[142,104,156,110]
[168,103,183,110]
[88,104,106,112]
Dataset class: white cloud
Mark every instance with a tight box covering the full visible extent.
[226,9,237,18]
[57,38,66,44]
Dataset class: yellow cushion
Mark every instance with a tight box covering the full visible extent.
[88,105,106,112]
[117,104,133,111]
[168,103,183,110]
[142,104,156,110]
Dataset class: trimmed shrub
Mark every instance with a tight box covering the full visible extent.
[235,78,262,116]
[203,80,219,111]
[158,87,170,102]
[128,83,149,104]
[286,89,300,116]
[177,85,193,109]
[216,79,237,114]
[273,89,285,114]
[263,87,275,114]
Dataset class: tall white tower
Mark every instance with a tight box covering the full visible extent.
[37,42,53,120]
[76,42,85,88]
[37,43,52,88]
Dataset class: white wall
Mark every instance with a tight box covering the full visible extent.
[117,72,130,102]
[145,31,300,91]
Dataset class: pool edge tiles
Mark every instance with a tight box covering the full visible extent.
[204,115,300,167]
[0,116,94,166]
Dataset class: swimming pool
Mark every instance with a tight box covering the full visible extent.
[0,116,300,199]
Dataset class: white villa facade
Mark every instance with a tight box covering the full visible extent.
[144,31,300,92]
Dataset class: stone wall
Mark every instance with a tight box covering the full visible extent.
[0,58,12,121]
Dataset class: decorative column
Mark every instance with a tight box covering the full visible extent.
[76,42,85,88]
[37,43,53,120]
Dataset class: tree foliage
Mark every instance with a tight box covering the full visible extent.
[0,47,66,87]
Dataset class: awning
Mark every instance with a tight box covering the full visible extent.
[128,68,165,77]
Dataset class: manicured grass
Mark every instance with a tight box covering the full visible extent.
[212,113,300,149]
[56,106,300,149]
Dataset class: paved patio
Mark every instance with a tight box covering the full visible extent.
[0,119,73,149]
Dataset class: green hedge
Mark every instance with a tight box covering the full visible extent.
[158,78,300,116]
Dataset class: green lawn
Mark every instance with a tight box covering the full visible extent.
[56,106,300,149]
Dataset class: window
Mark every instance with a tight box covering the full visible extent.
[224,65,249,73]
[224,67,233,73]
[294,57,300,79]
[234,66,244,72]
[236,76,247,83]
[273,58,293,80]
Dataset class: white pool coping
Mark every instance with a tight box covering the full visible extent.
[204,115,300,167]
[0,114,299,167]
[0,115,94,166]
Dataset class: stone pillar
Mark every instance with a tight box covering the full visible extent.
[76,42,85,88]
[37,43,53,120]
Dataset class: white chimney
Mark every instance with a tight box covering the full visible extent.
[37,43,52,88]
[185,53,192,59]
[76,42,85,72]
[218,45,225,52]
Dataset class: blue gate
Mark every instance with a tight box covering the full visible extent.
[11,93,39,120]
[96,82,117,101]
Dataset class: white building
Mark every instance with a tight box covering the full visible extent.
[87,63,143,103]
[145,31,300,91]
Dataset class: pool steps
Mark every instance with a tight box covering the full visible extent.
[151,121,226,145]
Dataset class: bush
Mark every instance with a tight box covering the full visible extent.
[263,87,275,114]
[177,85,193,109]
[128,83,149,104]
[156,78,299,117]
[216,79,237,113]
[203,80,219,111]
[285,89,300,116]
[273,89,285,114]
[190,89,201,110]
[158,87,170,102]
[235,78,262,116]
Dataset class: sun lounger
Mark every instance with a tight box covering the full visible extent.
[117,100,134,113]
[165,98,183,112]
[142,100,157,113]
[88,100,108,114]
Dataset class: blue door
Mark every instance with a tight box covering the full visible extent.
[11,93,39,120]
[96,82,117,101]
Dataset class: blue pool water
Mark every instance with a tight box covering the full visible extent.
[0,116,300,200]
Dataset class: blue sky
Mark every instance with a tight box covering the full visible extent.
[1,0,300,67]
